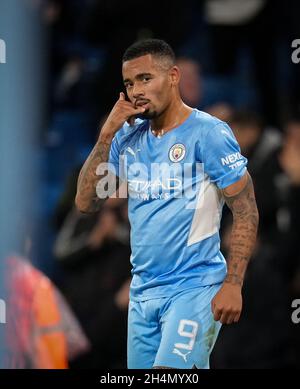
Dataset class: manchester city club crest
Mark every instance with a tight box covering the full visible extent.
[169,143,186,162]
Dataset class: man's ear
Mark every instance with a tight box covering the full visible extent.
[169,65,180,86]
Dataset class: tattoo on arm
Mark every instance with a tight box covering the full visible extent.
[76,140,119,213]
[222,174,259,286]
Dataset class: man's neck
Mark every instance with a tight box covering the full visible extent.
[150,98,193,134]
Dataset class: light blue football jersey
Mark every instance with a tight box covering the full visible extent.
[108,109,247,301]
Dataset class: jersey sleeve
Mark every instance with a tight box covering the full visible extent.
[201,122,248,189]
[108,134,121,177]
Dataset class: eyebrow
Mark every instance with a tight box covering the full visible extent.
[123,73,153,84]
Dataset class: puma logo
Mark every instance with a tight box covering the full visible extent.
[172,348,191,363]
[126,147,141,159]
[221,129,231,137]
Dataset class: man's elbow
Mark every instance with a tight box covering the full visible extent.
[75,193,105,214]
[75,194,92,214]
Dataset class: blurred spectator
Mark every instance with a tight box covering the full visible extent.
[211,230,293,368]
[5,256,90,369]
[204,0,282,125]
[213,112,300,367]
[277,117,300,286]
[277,115,300,368]
[206,102,234,122]
[53,199,131,368]
[177,57,202,108]
[229,110,282,242]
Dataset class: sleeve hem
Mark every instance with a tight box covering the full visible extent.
[214,167,247,189]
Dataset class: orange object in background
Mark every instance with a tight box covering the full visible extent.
[5,256,89,369]
[32,276,68,369]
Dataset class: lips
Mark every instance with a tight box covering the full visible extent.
[135,100,150,108]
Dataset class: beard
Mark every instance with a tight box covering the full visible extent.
[137,109,158,120]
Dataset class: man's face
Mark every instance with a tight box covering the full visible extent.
[122,54,175,119]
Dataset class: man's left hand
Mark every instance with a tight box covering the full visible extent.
[211,283,242,324]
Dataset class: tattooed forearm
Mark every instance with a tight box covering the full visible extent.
[222,173,259,286]
[75,140,118,213]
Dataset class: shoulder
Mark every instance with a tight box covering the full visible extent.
[191,109,234,146]
[113,119,148,149]
[191,109,227,136]
[192,110,238,161]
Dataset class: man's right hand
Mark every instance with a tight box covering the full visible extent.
[100,92,146,141]
[75,93,145,213]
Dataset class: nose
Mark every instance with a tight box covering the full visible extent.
[132,83,144,99]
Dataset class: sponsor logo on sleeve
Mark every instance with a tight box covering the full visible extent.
[221,152,244,169]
